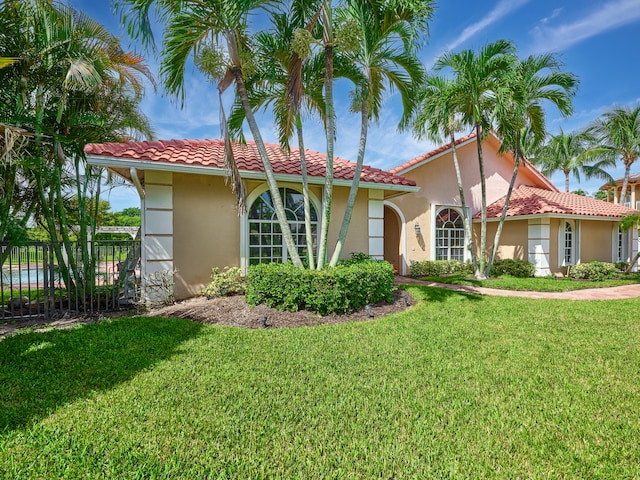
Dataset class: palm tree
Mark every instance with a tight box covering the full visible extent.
[226,6,328,269]
[435,39,515,278]
[589,105,640,204]
[1,0,153,286]
[487,53,578,276]
[534,129,613,193]
[327,0,431,266]
[412,74,478,272]
[118,0,307,267]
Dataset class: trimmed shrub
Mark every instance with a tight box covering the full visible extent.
[246,260,395,315]
[568,262,619,281]
[489,259,535,278]
[614,261,629,272]
[409,260,473,278]
[201,267,246,298]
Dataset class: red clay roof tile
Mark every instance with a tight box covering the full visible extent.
[476,185,637,219]
[85,139,416,187]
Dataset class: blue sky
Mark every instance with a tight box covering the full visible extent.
[69,0,640,210]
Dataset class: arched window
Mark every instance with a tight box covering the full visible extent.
[248,188,317,265]
[435,207,465,261]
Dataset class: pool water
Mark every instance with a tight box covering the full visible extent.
[1,268,50,285]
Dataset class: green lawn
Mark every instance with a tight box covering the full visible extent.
[419,274,640,292]
[1,286,640,478]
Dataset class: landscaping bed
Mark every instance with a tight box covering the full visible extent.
[146,288,412,328]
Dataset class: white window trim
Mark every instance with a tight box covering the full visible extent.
[240,183,322,273]
[558,219,580,267]
[612,223,631,263]
[433,205,467,262]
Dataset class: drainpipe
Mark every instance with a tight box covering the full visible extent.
[130,168,145,199]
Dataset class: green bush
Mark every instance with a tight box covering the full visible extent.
[246,260,395,315]
[568,262,620,281]
[614,261,629,272]
[489,259,535,278]
[409,260,473,278]
[201,267,246,298]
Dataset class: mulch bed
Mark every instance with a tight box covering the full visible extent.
[146,288,414,329]
[1,289,414,336]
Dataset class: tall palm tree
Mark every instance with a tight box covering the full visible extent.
[589,105,640,204]
[412,74,478,272]
[327,0,431,266]
[487,53,578,276]
[118,0,307,267]
[435,39,516,278]
[226,7,328,269]
[534,129,613,193]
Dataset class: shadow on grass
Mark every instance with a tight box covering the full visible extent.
[405,285,483,303]
[0,316,203,431]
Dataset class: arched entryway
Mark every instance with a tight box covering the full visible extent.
[383,202,405,275]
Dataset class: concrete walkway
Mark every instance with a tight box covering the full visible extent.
[397,276,640,300]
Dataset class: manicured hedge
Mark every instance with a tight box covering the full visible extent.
[489,259,535,278]
[568,261,619,281]
[246,260,395,315]
[409,260,473,278]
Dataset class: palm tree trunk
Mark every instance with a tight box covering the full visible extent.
[565,171,570,192]
[233,67,303,267]
[486,147,521,277]
[620,162,632,206]
[296,115,315,269]
[450,131,478,273]
[475,123,487,279]
[329,104,369,267]
[317,33,335,269]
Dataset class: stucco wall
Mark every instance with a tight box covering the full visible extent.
[581,220,615,263]
[476,220,528,261]
[393,136,546,264]
[173,173,240,300]
[169,173,370,299]
[327,186,370,258]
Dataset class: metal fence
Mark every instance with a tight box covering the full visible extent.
[1,240,140,321]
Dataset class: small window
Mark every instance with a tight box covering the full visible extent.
[559,220,578,267]
[563,221,573,265]
[616,227,629,263]
[435,207,465,261]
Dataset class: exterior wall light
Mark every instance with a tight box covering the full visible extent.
[414,223,421,235]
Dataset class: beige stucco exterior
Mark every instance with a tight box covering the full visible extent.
[166,172,375,299]
[391,135,551,265]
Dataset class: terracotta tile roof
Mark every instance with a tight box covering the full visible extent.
[389,132,477,174]
[85,139,417,187]
[476,185,637,219]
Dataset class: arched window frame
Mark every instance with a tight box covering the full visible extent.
[240,184,321,271]
[433,206,466,262]
[558,219,579,267]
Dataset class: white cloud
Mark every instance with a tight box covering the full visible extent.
[444,0,531,53]
[540,8,563,25]
[531,0,640,53]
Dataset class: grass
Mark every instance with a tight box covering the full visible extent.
[1,286,640,478]
[418,274,640,292]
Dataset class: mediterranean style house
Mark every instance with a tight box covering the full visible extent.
[85,133,638,301]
